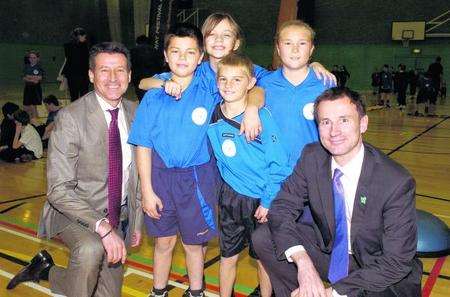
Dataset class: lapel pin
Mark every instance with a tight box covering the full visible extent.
[360,195,367,205]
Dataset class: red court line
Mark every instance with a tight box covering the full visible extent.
[0,220,223,294]
[422,256,447,297]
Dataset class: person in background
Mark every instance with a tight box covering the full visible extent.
[0,110,42,162]
[130,35,164,101]
[0,102,20,152]
[395,64,408,111]
[23,50,44,119]
[62,27,90,101]
[32,94,61,148]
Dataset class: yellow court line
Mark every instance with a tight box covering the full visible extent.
[0,225,65,251]
[0,269,52,295]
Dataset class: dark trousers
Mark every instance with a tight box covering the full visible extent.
[397,87,407,106]
[252,224,397,297]
[0,146,35,162]
[67,75,90,101]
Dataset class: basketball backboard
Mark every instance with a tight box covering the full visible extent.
[392,21,426,41]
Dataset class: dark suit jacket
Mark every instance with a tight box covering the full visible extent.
[62,41,89,77]
[38,92,143,247]
[269,142,422,297]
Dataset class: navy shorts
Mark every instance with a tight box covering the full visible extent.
[145,151,220,244]
[219,182,260,259]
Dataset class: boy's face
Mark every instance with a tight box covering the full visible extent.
[204,20,240,61]
[164,37,203,78]
[217,65,256,103]
[276,26,314,71]
[28,54,39,66]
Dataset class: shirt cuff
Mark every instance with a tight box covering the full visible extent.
[332,289,346,297]
[95,218,109,233]
[284,245,306,262]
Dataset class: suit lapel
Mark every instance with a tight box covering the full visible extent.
[86,92,108,151]
[317,153,335,247]
[350,144,376,245]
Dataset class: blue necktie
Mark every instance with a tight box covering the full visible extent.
[328,168,349,284]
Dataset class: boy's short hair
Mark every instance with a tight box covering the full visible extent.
[13,110,30,125]
[2,102,19,117]
[314,87,366,121]
[217,53,254,78]
[89,42,131,70]
[202,12,244,51]
[275,20,315,43]
[164,23,203,51]
[43,95,60,106]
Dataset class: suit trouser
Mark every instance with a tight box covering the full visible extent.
[252,224,397,297]
[48,223,124,297]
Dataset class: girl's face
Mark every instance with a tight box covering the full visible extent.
[276,26,314,72]
[28,53,39,66]
[204,19,240,61]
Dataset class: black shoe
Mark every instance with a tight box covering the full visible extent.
[183,289,204,297]
[248,286,261,297]
[6,250,54,290]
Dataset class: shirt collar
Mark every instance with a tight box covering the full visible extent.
[95,93,123,112]
[331,144,365,179]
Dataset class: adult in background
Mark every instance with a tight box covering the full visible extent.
[130,35,164,101]
[253,87,422,297]
[427,56,443,115]
[7,42,143,297]
[62,27,90,101]
[395,64,408,111]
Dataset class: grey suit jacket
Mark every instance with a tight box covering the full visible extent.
[268,142,422,297]
[38,91,143,247]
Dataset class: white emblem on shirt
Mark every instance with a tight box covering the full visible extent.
[191,107,207,125]
[302,102,315,120]
[33,69,39,75]
[222,139,237,157]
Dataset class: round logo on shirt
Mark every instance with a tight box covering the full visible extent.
[222,139,237,157]
[191,107,208,126]
[302,102,315,120]
[33,69,39,75]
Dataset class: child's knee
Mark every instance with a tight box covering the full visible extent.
[181,242,204,255]
[155,236,177,253]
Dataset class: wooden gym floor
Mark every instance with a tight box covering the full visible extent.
[0,93,449,296]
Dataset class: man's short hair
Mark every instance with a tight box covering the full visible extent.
[217,53,254,78]
[164,23,204,52]
[2,102,19,117]
[43,95,60,106]
[314,87,366,121]
[13,110,30,125]
[89,42,131,70]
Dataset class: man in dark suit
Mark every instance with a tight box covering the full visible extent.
[252,87,422,297]
[7,42,143,297]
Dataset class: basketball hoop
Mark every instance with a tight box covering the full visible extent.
[402,37,411,48]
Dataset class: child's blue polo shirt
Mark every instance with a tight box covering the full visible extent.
[258,67,333,168]
[128,75,220,168]
[207,107,291,208]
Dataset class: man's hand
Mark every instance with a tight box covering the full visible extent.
[131,230,142,247]
[97,221,127,264]
[142,191,163,219]
[310,62,337,86]
[291,250,326,297]
[254,205,269,223]
[240,105,261,142]
[164,79,182,100]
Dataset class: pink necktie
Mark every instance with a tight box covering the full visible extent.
[107,108,122,228]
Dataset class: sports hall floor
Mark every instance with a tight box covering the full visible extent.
[0,89,449,297]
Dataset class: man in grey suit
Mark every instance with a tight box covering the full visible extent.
[252,88,422,297]
[7,42,143,297]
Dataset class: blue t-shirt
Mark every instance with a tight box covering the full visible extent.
[155,61,270,95]
[208,107,291,208]
[128,75,221,168]
[259,67,333,168]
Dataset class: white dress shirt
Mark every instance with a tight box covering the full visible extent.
[95,94,132,230]
[285,145,365,297]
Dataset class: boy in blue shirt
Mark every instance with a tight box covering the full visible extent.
[208,53,291,297]
[128,24,220,297]
[259,20,334,169]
